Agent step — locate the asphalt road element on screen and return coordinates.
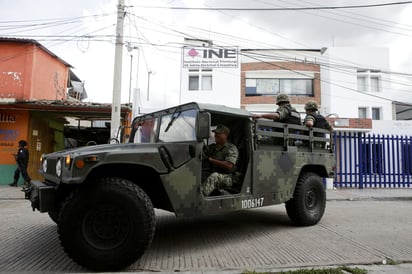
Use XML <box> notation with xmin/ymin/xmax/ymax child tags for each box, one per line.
<box><xmin>1</xmin><ymin>188</ymin><xmax>412</xmax><ymax>273</ymax></box>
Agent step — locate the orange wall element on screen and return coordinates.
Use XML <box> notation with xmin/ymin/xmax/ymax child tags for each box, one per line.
<box><xmin>0</xmin><ymin>109</ymin><xmax>29</xmax><ymax>165</ymax></box>
<box><xmin>31</xmin><ymin>45</ymin><xmax>68</xmax><ymax>100</ymax></box>
<box><xmin>0</xmin><ymin>42</ymin><xmax>68</xmax><ymax>101</ymax></box>
<box><xmin>0</xmin><ymin>42</ymin><xmax>33</xmax><ymax>100</ymax></box>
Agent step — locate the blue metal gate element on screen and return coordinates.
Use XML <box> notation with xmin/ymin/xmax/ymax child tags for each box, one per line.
<box><xmin>334</xmin><ymin>132</ymin><xmax>412</xmax><ymax>188</ymax></box>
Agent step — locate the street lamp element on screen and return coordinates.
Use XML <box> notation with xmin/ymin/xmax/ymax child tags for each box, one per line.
<box><xmin>147</xmin><ymin>70</ymin><xmax>152</xmax><ymax>101</ymax></box>
<box><xmin>126</xmin><ymin>44</ymin><xmax>139</xmax><ymax>104</ymax></box>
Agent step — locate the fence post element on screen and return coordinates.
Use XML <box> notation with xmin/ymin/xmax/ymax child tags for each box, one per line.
<box><xmin>358</xmin><ymin>132</ymin><xmax>364</xmax><ymax>189</ymax></box>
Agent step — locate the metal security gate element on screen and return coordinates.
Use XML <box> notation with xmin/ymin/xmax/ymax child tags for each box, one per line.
<box><xmin>334</xmin><ymin>132</ymin><xmax>412</xmax><ymax>188</ymax></box>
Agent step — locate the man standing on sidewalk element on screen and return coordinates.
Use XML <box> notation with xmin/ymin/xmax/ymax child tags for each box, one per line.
<box><xmin>9</xmin><ymin>140</ymin><xmax>31</xmax><ymax>187</ymax></box>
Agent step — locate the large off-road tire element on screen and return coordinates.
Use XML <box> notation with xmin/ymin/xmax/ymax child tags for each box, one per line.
<box><xmin>285</xmin><ymin>172</ymin><xmax>326</xmax><ymax>226</ymax></box>
<box><xmin>58</xmin><ymin>177</ymin><xmax>155</xmax><ymax>271</ymax></box>
<box><xmin>48</xmin><ymin>211</ymin><xmax>59</xmax><ymax>224</ymax></box>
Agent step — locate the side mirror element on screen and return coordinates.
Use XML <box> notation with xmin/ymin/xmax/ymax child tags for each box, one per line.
<box><xmin>196</xmin><ymin>112</ymin><xmax>211</xmax><ymax>141</ymax></box>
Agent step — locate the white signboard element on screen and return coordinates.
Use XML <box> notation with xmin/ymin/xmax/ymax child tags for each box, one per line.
<box><xmin>182</xmin><ymin>47</ymin><xmax>238</xmax><ymax>68</ymax></box>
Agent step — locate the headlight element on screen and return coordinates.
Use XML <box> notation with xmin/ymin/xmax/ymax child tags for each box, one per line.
<box><xmin>42</xmin><ymin>158</ymin><xmax>48</xmax><ymax>173</ymax></box>
<box><xmin>56</xmin><ymin>159</ymin><xmax>62</xmax><ymax>177</ymax></box>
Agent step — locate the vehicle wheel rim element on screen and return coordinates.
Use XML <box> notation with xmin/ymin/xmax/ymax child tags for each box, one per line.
<box><xmin>82</xmin><ymin>204</ymin><xmax>130</xmax><ymax>250</ymax></box>
<box><xmin>305</xmin><ymin>190</ymin><xmax>317</xmax><ymax>210</ymax></box>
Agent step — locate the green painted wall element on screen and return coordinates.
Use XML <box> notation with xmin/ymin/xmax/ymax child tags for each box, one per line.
<box><xmin>0</xmin><ymin>164</ymin><xmax>26</xmax><ymax>185</ymax></box>
<box><xmin>49</xmin><ymin>119</ymin><xmax>64</xmax><ymax>151</ymax></box>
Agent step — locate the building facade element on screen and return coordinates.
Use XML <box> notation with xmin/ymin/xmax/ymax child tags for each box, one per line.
<box><xmin>240</xmin><ymin>49</ymin><xmax>322</xmax><ymax>116</ymax></box>
<box><xmin>179</xmin><ymin>39</ymin><xmax>241</xmax><ymax>108</ymax></box>
<box><xmin>320</xmin><ymin>47</ymin><xmax>394</xmax><ymax>121</ymax></box>
<box><xmin>0</xmin><ymin>38</ymin><xmax>132</xmax><ymax>185</ymax></box>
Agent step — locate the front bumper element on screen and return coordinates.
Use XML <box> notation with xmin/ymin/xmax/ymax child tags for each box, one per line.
<box><xmin>25</xmin><ymin>180</ymin><xmax>56</xmax><ymax>213</ymax></box>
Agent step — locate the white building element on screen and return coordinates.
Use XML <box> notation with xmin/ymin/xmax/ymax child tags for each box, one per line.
<box><xmin>320</xmin><ymin>47</ymin><xmax>394</xmax><ymax>121</ymax></box>
<box><xmin>179</xmin><ymin>39</ymin><xmax>241</xmax><ymax>108</ymax></box>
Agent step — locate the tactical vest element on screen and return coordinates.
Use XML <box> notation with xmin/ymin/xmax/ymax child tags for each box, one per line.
<box><xmin>284</xmin><ymin>105</ymin><xmax>301</xmax><ymax>125</ymax></box>
<box><xmin>311</xmin><ymin>113</ymin><xmax>329</xmax><ymax>129</ymax></box>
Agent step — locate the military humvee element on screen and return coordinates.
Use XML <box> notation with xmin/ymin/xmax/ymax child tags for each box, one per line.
<box><xmin>25</xmin><ymin>102</ymin><xmax>335</xmax><ymax>271</ymax></box>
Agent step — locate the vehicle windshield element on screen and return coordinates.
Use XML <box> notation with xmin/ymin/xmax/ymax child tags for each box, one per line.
<box><xmin>132</xmin><ymin>109</ymin><xmax>197</xmax><ymax>143</ymax></box>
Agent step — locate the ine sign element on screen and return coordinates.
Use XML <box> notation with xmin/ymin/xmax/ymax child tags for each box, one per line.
<box><xmin>182</xmin><ymin>47</ymin><xmax>238</xmax><ymax>69</ymax></box>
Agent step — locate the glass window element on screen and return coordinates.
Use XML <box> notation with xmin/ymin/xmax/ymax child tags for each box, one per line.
<box><xmin>188</xmin><ymin>69</ymin><xmax>212</xmax><ymax>91</ymax></box>
<box><xmin>357</xmin><ymin>70</ymin><xmax>381</xmax><ymax>93</ymax></box>
<box><xmin>202</xmin><ymin>75</ymin><xmax>212</xmax><ymax>90</ymax></box>
<box><xmin>280</xmin><ymin>79</ymin><xmax>312</xmax><ymax>95</ymax></box>
<box><xmin>132</xmin><ymin>118</ymin><xmax>158</xmax><ymax>143</ymax></box>
<box><xmin>158</xmin><ymin>109</ymin><xmax>197</xmax><ymax>142</ymax></box>
<box><xmin>357</xmin><ymin>76</ymin><xmax>367</xmax><ymax>92</ymax></box>
<box><xmin>372</xmin><ymin>107</ymin><xmax>381</xmax><ymax>120</ymax></box>
<box><xmin>189</xmin><ymin>75</ymin><xmax>199</xmax><ymax>90</ymax></box>
<box><xmin>245</xmin><ymin>78</ymin><xmax>257</xmax><ymax>95</ymax></box>
<box><xmin>358</xmin><ymin>107</ymin><xmax>367</xmax><ymax>119</ymax></box>
<box><xmin>256</xmin><ymin>79</ymin><xmax>279</xmax><ymax>94</ymax></box>
<box><xmin>371</xmin><ymin>76</ymin><xmax>380</xmax><ymax>92</ymax></box>
<box><xmin>245</xmin><ymin>78</ymin><xmax>313</xmax><ymax>96</ymax></box>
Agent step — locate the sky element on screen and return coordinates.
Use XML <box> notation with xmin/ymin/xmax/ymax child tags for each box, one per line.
<box><xmin>1</xmin><ymin>0</ymin><xmax>412</xmax><ymax>109</ymax></box>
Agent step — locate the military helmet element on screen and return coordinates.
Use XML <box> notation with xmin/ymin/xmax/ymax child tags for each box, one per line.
<box><xmin>305</xmin><ymin>100</ymin><xmax>318</xmax><ymax>111</ymax></box>
<box><xmin>276</xmin><ymin>93</ymin><xmax>290</xmax><ymax>105</ymax></box>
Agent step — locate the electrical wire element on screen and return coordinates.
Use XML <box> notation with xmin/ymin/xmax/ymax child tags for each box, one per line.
<box><xmin>130</xmin><ymin>1</ymin><xmax>412</xmax><ymax>11</ymax></box>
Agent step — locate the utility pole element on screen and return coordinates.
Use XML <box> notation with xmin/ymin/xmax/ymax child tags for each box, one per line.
<box><xmin>110</xmin><ymin>0</ymin><xmax>125</xmax><ymax>141</ymax></box>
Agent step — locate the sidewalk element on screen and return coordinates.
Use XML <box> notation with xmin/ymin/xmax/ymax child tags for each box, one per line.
<box><xmin>326</xmin><ymin>187</ymin><xmax>412</xmax><ymax>201</ymax></box>
<box><xmin>2</xmin><ymin>184</ymin><xmax>412</xmax><ymax>201</ymax></box>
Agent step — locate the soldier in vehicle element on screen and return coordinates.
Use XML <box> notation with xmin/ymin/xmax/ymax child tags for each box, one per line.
<box><xmin>252</xmin><ymin>93</ymin><xmax>301</xmax><ymax>125</ymax></box>
<box><xmin>201</xmin><ymin>124</ymin><xmax>239</xmax><ymax>196</ymax></box>
<box><xmin>304</xmin><ymin>100</ymin><xmax>333</xmax><ymax>148</ymax></box>
<box><xmin>304</xmin><ymin>100</ymin><xmax>333</xmax><ymax>132</ymax></box>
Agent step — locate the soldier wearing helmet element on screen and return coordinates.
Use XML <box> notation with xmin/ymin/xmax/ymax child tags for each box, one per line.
<box><xmin>252</xmin><ymin>93</ymin><xmax>301</xmax><ymax>125</ymax></box>
<box><xmin>304</xmin><ymin>100</ymin><xmax>333</xmax><ymax>132</ymax></box>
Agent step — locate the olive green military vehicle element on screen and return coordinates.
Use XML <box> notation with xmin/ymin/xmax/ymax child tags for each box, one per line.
<box><xmin>25</xmin><ymin>102</ymin><xmax>335</xmax><ymax>271</ymax></box>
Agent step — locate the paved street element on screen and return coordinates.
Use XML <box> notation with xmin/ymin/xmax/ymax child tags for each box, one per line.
<box><xmin>1</xmin><ymin>186</ymin><xmax>412</xmax><ymax>273</ymax></box>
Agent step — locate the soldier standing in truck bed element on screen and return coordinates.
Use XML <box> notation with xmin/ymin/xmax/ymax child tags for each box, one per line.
<box><xmin>304</xmin><ymin>100</ymin><xmax>333</xmax><ymax>132</ymax></box>
<box><xmin>252</xmin><ymin>93</ymin><xmax>301</xmax><ymax>124</ymax></box>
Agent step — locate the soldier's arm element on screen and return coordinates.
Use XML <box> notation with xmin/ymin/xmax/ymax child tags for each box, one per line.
<box><xmin>304</xmin><ymin>115</ymin><xmax>315</xmax><ymax>128</ymax></box>
<box><xmin>209</xmin><ymin>145</ymin><xmax>238</xmax><ymax>172</ymax></box>
<box><xmin>253</xmin><ymin>112</ymin><xmax>280</xmax><ymax>121</ymax></box>
<box><xmin>208</xmin><ymin>157</ymin><xmax>234</xmax><ymax>172</ymax></box>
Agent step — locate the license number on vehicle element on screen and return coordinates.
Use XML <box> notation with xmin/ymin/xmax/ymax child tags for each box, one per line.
<box><xmin>241</xmin><ymin>197</ymin><xmax>264</xmax><ymax>209</ymax></box>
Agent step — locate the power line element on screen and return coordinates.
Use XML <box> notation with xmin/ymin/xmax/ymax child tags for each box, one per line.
<box><xmin>131</xmin><ymin>1</ymin><xmax>412</xmax><ymax>11</ymax></box>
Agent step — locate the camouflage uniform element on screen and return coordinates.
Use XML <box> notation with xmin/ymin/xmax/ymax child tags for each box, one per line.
<box><xmin>304</xmin><ymin>100</ymin><xmax>333</xmax><ymax>132</ymax></box>
<box><xmin>202</xmin><ymin>142</ymin><xmax>238</xmax><ymax>196</ymax></box>
<box><xmin>276</xmin><ymin>104</ymin><xmax>301</xmax><ymax>124</ymax></box>
<box><xmin>304</xmin><ymin>100</ymin><xmax>333</xmax><ymax>148</ymax></box>
<box><xmin>274</xmin><ymin>94</ymin><xmax>301</xmax><ymax>125</ymax></box>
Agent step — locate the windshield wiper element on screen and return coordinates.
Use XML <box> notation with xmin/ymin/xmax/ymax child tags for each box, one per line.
<box><xmin>164</xmin><ymin>110</ymin><xmax>181</xmax><ymax>132</ymax></box>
